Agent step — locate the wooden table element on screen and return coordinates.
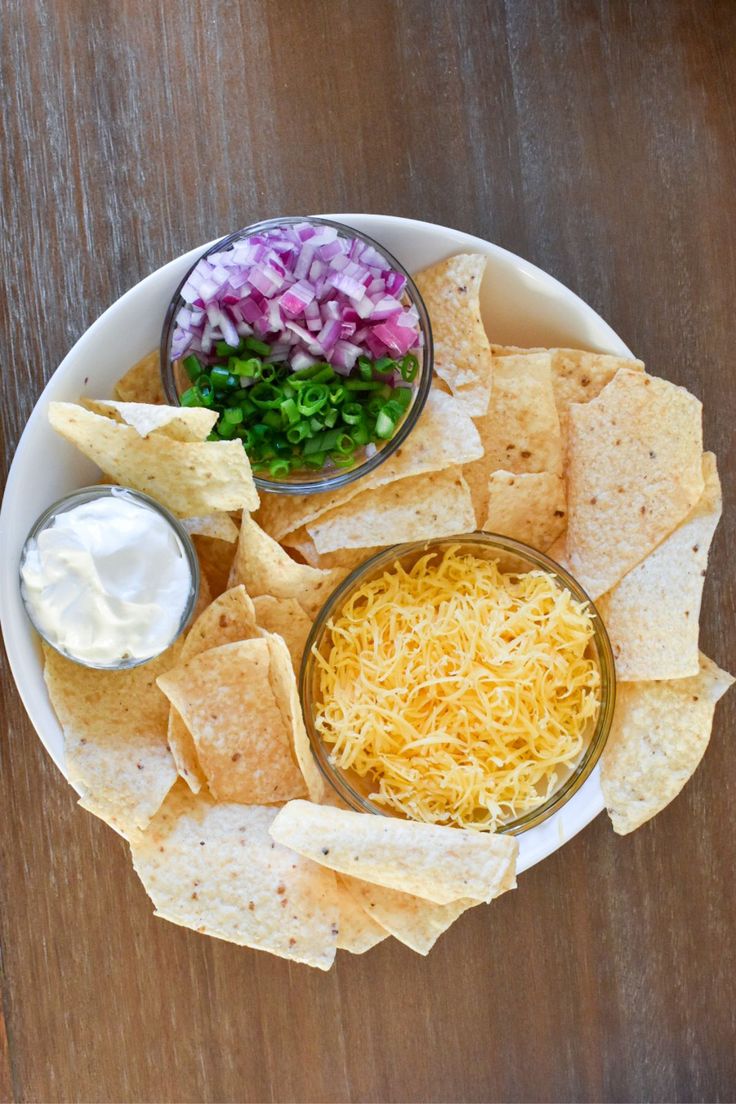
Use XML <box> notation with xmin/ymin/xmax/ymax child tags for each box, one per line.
<box><xmin>2</xmin><ymin>2</ymin><xmax>735</xmax><ymax>1100</ymax></box>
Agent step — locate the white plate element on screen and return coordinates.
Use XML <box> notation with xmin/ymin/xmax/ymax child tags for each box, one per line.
<box><xmin>0</xmin><ymin>214</ymin><xmax>632</xmax><ymax>873</ymax></box>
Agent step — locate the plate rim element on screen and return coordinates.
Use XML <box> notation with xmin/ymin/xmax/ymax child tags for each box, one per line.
<box><xmin>0</xmin><ymin>212</ymin><xmax>632</xmax><ymax>873</ymax></box>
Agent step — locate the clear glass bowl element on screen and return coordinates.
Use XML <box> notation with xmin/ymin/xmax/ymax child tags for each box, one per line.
<box><xmin>300</xmin><ymin>532</ymin><xmax>616</xmax><ymax>835</ymax></box>
<box><xmin>19</xmin><ymin>486</ymin><xmax>200</xmax><ymax>670</ymax></box>
<box><xmin>160</xmin><ymin>216</ymin><xmax>433</xmax><ymax>496</ymax></box>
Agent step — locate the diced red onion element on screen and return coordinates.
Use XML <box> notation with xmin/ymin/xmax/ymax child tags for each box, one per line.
<box><xmin>171</xmin><ymin>221</ymin><xmax>422</xmax><ymax>376</ymax></box>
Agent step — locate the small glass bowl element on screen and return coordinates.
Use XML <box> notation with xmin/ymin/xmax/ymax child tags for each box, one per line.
<box><xmin>300</xmin><ymin>532</ymin><xmax>616</xmax><ymax>835</ymax></box>
<box><xmin>160</xmin><ymin>215</ymin><xmax>433</xmax><ymax>496</ymax></box>
<box><xmin>19</xmin><ymin>485</ymin><xmax>200</xmax><ymax>670</ymax></box>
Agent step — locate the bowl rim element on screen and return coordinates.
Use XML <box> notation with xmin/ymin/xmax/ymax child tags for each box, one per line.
<box><xmin>299</xmin><ymin>530</ymin><xmax>616</xmax><ymax>835</ymax></box>
<box><xmin>159</xmin><ymin>215</ymin><xmax>434</xmax><ymax>496</ymax></box>
<box><xmin>19</xmin><ymin>484</ymin><xmax>200</xmax><ymax>670</ymax></box>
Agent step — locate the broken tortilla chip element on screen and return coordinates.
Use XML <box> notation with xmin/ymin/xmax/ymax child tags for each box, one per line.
<box><xmin>566</xmin><ymin>370</ymin><xmax>704</xmax><ymax>598</ymax></box>
<box><xmin>339</xmin><ymin>874</ymin><xmax>476</xmax><ymax>955</ymax></box>
<box><xmin>597</xmin><ymin>453</ymin><xmax>721</xmax><ymax>681</ymax></box>
<box><xmin>491</xmin><ymin>346</ymin><xmax>645</xmax><ymax>446</ymax></box>
<box><xmin>229</xmin><ymin>515</ymin><xmax>344</xmax><ymax>619</ymax></box>
<box><xmin>269</xmin><ymin>800</ymin><xmax>518</xmax><ymax>905</ymax></box>
<box><xmin>307</xmin><ymin>468</ymin><xmax>476</xmax><ymax>555</ymax></box>
<box><xmin>182</xmin><ymin>513</ymin><xmax>240</xmax><ymax>542</ymax></box>
<box><xmin>334</xmin><ymin>875</ymin><xmax>390</xmax><ymax>953</ymax></box>
<box><xmin>482</xmin><ymin>470</ymin><xmax>566</xmax><ymax>550</ymax></box>
<box><xmin>113</xmin><ymin>351</ymin><xmax>165</xmax><ymax>405</ymax></box>
<box><xmin>600</xmin><ymin>653</ymin><xmax>734</xmax><ymax>834</ymax></box>
<box><xmin>168</xmin><ymin>586</ymin><xmax>261</xmax><ymax>792</ymax></box>
<box><xmin>157</xmin><ymin>639</ymin><xmax>306</xmax><ymax>804</ymax></box>
<box><xmin>253</xmin><ymin>595</ymin><xmax>312</xmax><ymax>673</ymax></box>
<box><xmin>49</xmin><ymin>402</ymin><xmax>259</xmax><ymax>517</ymax></box>
<box><xmin>264</xmin><ymin>633</ymin><xmax>325</xmax><ymax>804</ymax></box>
<box><xmin>462</xmin><ymin>353</ymin><xmax>563</xmax><ymax>524</ymax></box>
<box><xmin>284</xmin><ymin>530</ymin><xmax>379</xmax><ymax>572</ymax></box>
<box><xmin>44</xmin><ymin>641</ymin><xmax>179</xmax><ymax>836</ymax></box>
<box><xmin>256</xmin><ymin>389</ymin><xmax>483</xmax><ymax>543</ymax></box>
<box><xmin>130</xmin><ymin>785</ymin><xmax>340</xmax><ymax>969</ymax></box>
<box><xmin>81</xmin><ymin>399</ymin><xmax>218</xmax><ymax>442</ymax></box>
<box><xmin>414</xmin><ymin>254</ymin><xmax>492</xmax><ymax>416</ymax></box>
<box><xmin>192</xmin><ymin>534</ymin><xmax>237</xmax><ymax>598</ymax></box>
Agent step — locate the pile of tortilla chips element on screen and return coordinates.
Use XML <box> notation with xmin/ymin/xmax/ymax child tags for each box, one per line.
<box><xmin>40</xmin><ymin>250</ymin><xmax>732</xmax><ymax>968</ymax></box>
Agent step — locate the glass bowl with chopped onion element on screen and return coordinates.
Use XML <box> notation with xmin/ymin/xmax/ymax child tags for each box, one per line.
<box><xmin>161</xmin><ymin>216</ymin><xmax>433</xmax><ymax>495</ymax></box>
<box><xmin>300</xmin><ymin>533</ymin><xmax>615</xmax><ymax>835</ymax></box>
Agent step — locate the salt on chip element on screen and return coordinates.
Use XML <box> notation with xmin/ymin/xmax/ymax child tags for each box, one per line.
<box><xmin>81</xmin><ymin>399</ymin><xmax>218</xmax><ymax>442</ymax></box>
<box><xmin>269</xmin><ymin>800</ymin><xmax>518</xmax><ymax>905</ymax></box>
<box><xmin>334</xmin><ymin>875</ymin><xmax>389</xmax><ymax>953</ymax></box>
<box><xmin>156</xmin><ymin>639</ymin><xmax>306</xmax><ymax>804</ymax></box>
<box><xmin>265</xmin><ymin>633</ymin><xmax>325</xmax><ymax>804</ymax></box>
<box><xmin>414</xmin><ymin>254</ymin><xmax>492</xmax><ymax>416</ymax></box>
<box><xmin>182</xmin><ymin>514</ymin><xmax>240</xmax><ymax>542</ymax></box>
<box><xmin>462</xmin><ymin>353</ymin><xmax>563</xmax><ymax>524</ymax></box>
<box><xmin>600</xmin><ymin>653</ymin><xmax>734</xmax><ymax>834</ymax></box>
<box><xmin>168</xmin><ymin>586</ymin><xmax>261</xmax><ymax>792</ymax></box>
<box><xmin>339</xmin><ymin>874</ymin><xmax>476</xmax><ymax>956</ymax></box>
<box><xmin>597</xmin><ymin>453</ymin><xmax>721</xmax><ymax>681</ymax></box>
<box><xmin>482</xmin><ymin>470</ymin><xmax>566</xmax><ymax>551</ymax></box>
<box><xmin>307</xmin><ymin>468</ymin><xmax>476</xmax><ymax>555</ymax></box>
<box><xmin>253</xmin><ymin>595</ymin><xmax>312</xmax><ymax>673</ymax></box>
<box><xmin>113</xmin><ymin>350</ymin><xmax>165</xmax><ymax>405</ymax></box>
<box><xmin>566</xmin><ymin>370</ymin><xmax>704</xmax><ymax>599</ymax></box>
<box><xmin>229</xmin><ymin>515</ymin><xmax>344</xmax><ymax>619</ymax></box>
<box><xmin>491</xmin><ymin>345</ymin><xmax>645</xmax><ymax>445</ymax></box>
<box><xmin>129</xmin><ymin>785</ymin><xmax>340</xmax><ymax>969</ymax></box>
<box><xmin>257</xmin><ymin>390</ymin><xmax>483</xmax><ymax>543</ymax></box>
<box><xmin>44</xmin><ymin>641</ymin><xmax>179</xmax><ymax>836</ymax></box>
<box><xmin>193</xmin><ymin>534</ymin><xmax>237</xmax><ymax>598</ymax></box>
<box><xmin>48</xmin><ymin>402</ymin><xmax>259</xmax><ymax>517</ymax></box>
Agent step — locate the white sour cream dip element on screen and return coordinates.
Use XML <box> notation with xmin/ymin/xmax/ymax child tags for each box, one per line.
<box><xmin>20</xmin><ymin>491</ymin><xmax>193</xmax><ymax>665</ymax></box>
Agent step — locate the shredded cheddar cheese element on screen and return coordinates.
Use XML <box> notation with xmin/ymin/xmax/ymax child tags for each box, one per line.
<box><xmin>314</xmin><ymin>546</ymin><xmax>600</xmax><ymax>830</ymax></box>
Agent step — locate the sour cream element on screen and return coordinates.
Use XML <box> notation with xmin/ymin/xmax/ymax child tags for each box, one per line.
<box><xmin>20</xmin><ymin>489</ymin><xmax>194</xmax><ymax>666</ymax></box>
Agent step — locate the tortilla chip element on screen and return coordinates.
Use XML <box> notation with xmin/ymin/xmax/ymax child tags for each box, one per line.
<box><xmin>44</xmin><ymin>642</ymin><xmax>179</xmax><ymax>835</ymax></box>
<box><xmin>114</xmin><ymin>351</ymin><xmax>165</xmax><ymax>405</ymax></box>
<box><xmin>130</xmin><ymin>785</ymin><xmax>340</xmax><ymax>969</ymax></box>
<box><xmin>264</xmin><ymin>633</ymin><xmax>325</xmax><ymax>804</ymax></box>
<box><xmin>307</xmin><ymin>468</ymin><xmax>476</xmax><ymax>555</ymax></box>
<box><xmin>600</xmin><ymin>653</ymin><xmax>734</xmax><ymax>834</ymax></box>
<box><xmin>269</xmin><ymin>800</ymin><xmax>518</xmax><ymax>905</ymax></box>
<box><xmin>257</xmin><ymin>390</ymin><xmax>484</xmax><ymax>542</ymax></box>
<box><xmin>192</xmin><ymin>534</ymin><xmax>237</xmax><ymax>598</ymax></box>
<box><xmin>597</xmin><ymin>454</ymin><xmax>721</xmax><ymax>680</ymax></box>
<box><xmin>462</xmin><ymin>353</ymin><xmax>563</xmax><ymax>524</ymax></box>
<box><xmin>182</xmin><ymin>513</ymin><xmax>239</xmax><ymax>542</ymax></box>
<box><xmin>482</xmin><ymin>470</ymin><xmax>566</xmax><ymax>550</ymax></box>
<box><xmin>229</xmin><ymin>515</ymin><xmax>344</xmax><ymax>619</ymax></box>
<box><xmin>546</xmin><ymin>532</ymin><xmax>570</xmax><ymax>569</ymax></box>
<box><xmin>566</xmin><ymin>370</ymin><xmax>704</xmax><ymax>598</ymax></box>
<box><xmin>48</xmin><ymin>402</ymin><xmax>259</xmax><ymax>516</ymax></box>
<box><xmin>81</xmin><ymin>400</ymin><xmax>218</xmax><ymax>442</ymax></box>
<box><xmin>253</xmin><ymin>595</ymin><xmax>312</xmax><ymax>673</ymax></box>
<box><xmin>339</xmin><ymin>874</ymin><xmax>476</xmax><ymax>955</ymax></box>
<box><xmin>491</xmin><ymin>346</ymin><xmax>645</xmax><ymax>444</ymax></box>
<box><xmin>157</xmin><ymin>639</ymin><xmax>306</xmax><ymax>804</ymax></box>
<box><xmin>285</xmin><ymin>530</ymin><xmax>379</xmax><ymax>572</ymax></box>
<box><xmin>334</xmin><ymin>875</ymin><xmax>390</xmax><ymax>953</ymax></box>
<box><xmin>168</xmin><ymin>586</ymin><xmax>261</xmax><ymax>791</ymax></box>
<box><xmin>414</xmin><ymin>254</ymin><xmax>492</xmax><ymax>416</ymax></box>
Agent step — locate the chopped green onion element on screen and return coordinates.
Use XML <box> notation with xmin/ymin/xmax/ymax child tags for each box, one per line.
<box><xmin>222</xmin><ymin>406</ymin><xmax>244</xmax><ymax>425</ymax></box>
<box><xmin>244</xmin><ymin>336</ymin><xmax>271</xmax><ymax>356</ymax></box>
<box><xmin>230</xmin><ymin>356</ymin><xmax>262</xmax><ymax>378</ymax></box>
<box><xmin>323</xmin><ymin>407</ymin><xmax>339</xmax><ymax>428</ymax></box>
<box><xmin>357</xmin><ymin>357</ymin><xmax>373</xmax><ymax>381</ymax></box>
<box><xmin>250</xmin><ymin>383</ymin><xmax>282</xmax><ymax>408</ymax></box>
<box><xmin>286</xmin><ymin>422</ymin><xmax>310</xmax><ymax>444</ymax></box>
<box><xmin>329</xmin><ymin>450</ymin><xmax>355</xmax><ymax>467</ymax></box>
<box><xmin>375</xmin><ymin>410</ymin><xmax>396</xmax><ymax>438</ymax></box>
<box><xmin>341</xmin><ymin>402</ymin><xmax>363</xmax><ymax>425</ymax></box>
<box><xmin>216</xmin><ymin>340</ymin><xmax>240</xmax><ymax>356</ymax></box>
<box><xmin>374</xmin><ymin>356</ymin><xmax>395</xmax><ymax>375</ymax></box>
<box><xmin>297</xmin><ymin>383</ymin><xmax>329</xmax><ymax>416</ymax></box>
<box><xmin>183</xmin><ymin>354</ymin><xmax>203</xmax><ymax>382</ymax></box>
<box><xmin>344</xmin><ymin>379</ymin><xmax>384</xmax><ymax>391</ymax></box>
<box><xmin>269</xmin><ymin>458</ymin><xmax>292</xmax><ymax>477</ymax></box>
<box><xmin>400</xmin><ymin>353</ymin><xmax>419</xmax><ymax>382</ymax></box>
<box><xmin>280</xmin><ymin>397</ymin><xmax>301</xmax><ymax>425</ymax></box>
<box><xmin>303</xmin><ymin>451</ymin><xmax>326</xmax><ymax>469</ymax></box>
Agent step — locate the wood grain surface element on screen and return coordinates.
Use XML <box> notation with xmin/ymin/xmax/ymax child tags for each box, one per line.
<box><xmin>1</xmin><ymin>1</ymin><xmax>735</xmax><ymax>1101</ymax></box>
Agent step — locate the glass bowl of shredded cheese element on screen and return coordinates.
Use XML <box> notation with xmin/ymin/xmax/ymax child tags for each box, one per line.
<box><xmin>300</xmin><ymin>533</ymin><xmax>615</xmax><ymax>834</ymax></box>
